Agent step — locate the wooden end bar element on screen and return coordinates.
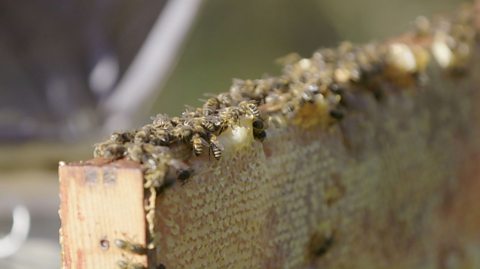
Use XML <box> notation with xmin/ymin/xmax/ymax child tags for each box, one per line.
<box><xmin>59</xmin><ymin>159</ymin><xmax>146</xmax><ymax>269</ymax></box>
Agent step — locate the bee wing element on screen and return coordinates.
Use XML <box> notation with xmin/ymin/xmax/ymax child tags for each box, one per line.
<box><xmin>275</xmin><ymin>52</ymin><xmax>301</xmax><ymax>66</ymax></box>
<box><xmin>183</xmin><ymin>105</ymin><xmax>197</xmax><ymax>111</ymax></box>
<box><xmin>214</xmin><ymin>140</ymin><xmax>225</xmax><ymax>151</ymax></box>
<box><xmin>200</xmin><ymin>137</ymin><xmax>210</xmax><ymax>147</ymax></box>
<box><xmin>202</xmin><ymin>92</ymin><xmax>218</xmax><ymax>98</ymax></box>
<box><xmin>151</xmin><ymin>113</ymin><xmax>169</xmax><ymax>121</ymax></box>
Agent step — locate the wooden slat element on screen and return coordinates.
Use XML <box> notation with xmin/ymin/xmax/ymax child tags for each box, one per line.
<box><xmin>59</xmin><ymin>159</ymin><xmax>146</xmax><ymax>269</ymax></box>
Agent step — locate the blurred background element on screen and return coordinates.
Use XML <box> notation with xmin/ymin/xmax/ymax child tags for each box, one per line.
<box><xmin>0</xmin><ymin>0</ymin><xmax>465</xmax><ymax>268</ymax></box>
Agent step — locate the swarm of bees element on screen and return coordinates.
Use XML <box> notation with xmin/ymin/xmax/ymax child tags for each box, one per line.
<box><xmin>91</xmin><ymin>7</ymin><xmax>476</xmax><ymax>268</ymax></box>
<box><xmin>95</xmin><ymin>97</ymin><xmax>266</xmax><ymax>160</ymax></box>
<box><xmin>94</xmin><ymin>7</ymin><xmax>476</xmax><ymax>186</ymax></box>
<box><xmin>431</xmin><ymin>7</ymin><xmax>476</xmax><ymax>73</ymax></box>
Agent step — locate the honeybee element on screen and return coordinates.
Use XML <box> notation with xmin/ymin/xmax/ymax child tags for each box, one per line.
<box><xmin>200</xmin><ymin>118</ymin><xmax>217</xmax><ymax>132</ymax></box>
<box><xmin>114</xmin><ymin>239</ymin><xmax>147</xmax><ymax>255</ymax></box>
<box><xmin>126</xmin><ymin>143</ymin><xmax>143</xmax><ymax>163</ymax></box>
<box><xmin>170</xmin><ymin>116</ymin><xmax>182</xmax><ymax>126</ymax></box>
<box><xmin>182</xmin><ymin>106</ymin><xmax>202</xmax><ymax>118</ymax></box>
<box><xmin>252</xmin><ymin>118</ymin><xmax>264</xmax><ymax>130</ymax></box>
<box><xmin>209</xmin><ymin>135</ymin><xmax>223</xmax><ymax>160</ymax></box>
<box><xmin>134</xmin><ymin>127</ymin><xmax>151</xmax><ymax>144</ymax></box>
<box><xmin>252</xmin><ymin>118</ymin><xmax>267</xmax><ymax>141</ymax></box>
<box><xmin>151</xmin><ymin>114</ymin><xmax>172</xmax><ymax>128</ymax></box>
<box><xmin>171</xmin><ymin>125</ymin><xmax>193</xmax><ymax>142</ymax></box>
<box><xmin>300</xmin><ymin>89</ymin><xmax>315</xmax><ymax>104</ymax></box>
<box><xmin>230</xmin><ymin>79</ymin><xmax>256</xmax><ymax>100</ymax></box>
<box><xmin>328</xmin><ymin>83</ymin><xmax>345</xmax><ymax>95</ymax></box>
<box><xmin>275</xmin><ymin>52</ymin><xmax>301</xmax><ymax>66</ymax></box>
<box><xmin>150</xmin><ymin>129</ymin><xmax>171</xmax><ymax>146</ymax></box>
<box><xmin>432</xmin><ymin>26</ymin><xmax>473</xmax><ymax>73</ymax></box>
<box><xmin>116</xmin><ymin>259</ymin><xmax>146</xmax><ymax>269</ymax></box>
<box><xmin>337</xmin><ymin>41</ymin><xmax>354</xmax><ymax>55</ymax></box>
<box><xmin>191</xmin><ymin>133</ymin><xmax>207</xmax><ymax>156</ymax></box>
<box><xmin>316</xmin><ymin>48</ymin><xmax>337</xmax><ymax>64</ymax></box>
<box><xmin>110</xmin><ymin>132</ymin><xmax>133</xmax><ymax>144</ymax></box>
<box><xmin>253</xmin><ymin>129</ymin><xmax>267</xmax><ymax>141</ymax></box>
<box><xmin>140</xmin><ymin>145</ymin><xmax>167</xmax><ymax>165</ymax></box>
<box><xmin>103</xmin><ymin>144</ymin><xmax>126</xmax><ymax>159</ymax></box>
<box><xmin>217</xmin><ymin>107</ymin><xmax>241</xmax><ymax>134</ymax></box>
<box><xmin>212</xmin><ymin>117</ymin><xmax>227</xmax><ymax>135</ymax></box>
<box><xmin>306</xmin><ymin>84</ymin><xmax>319</xmax><ymax>94</ymax></box>
<box><xmin>184</xmin><ymin>117</ymin><xmax>208</xmax><ymax>133</ymax></box>
<box><xmin>354</xmin><ymin>48</ymin><xmax>373</xmax><ymax>74</ymax></box>
<box><xmin>252</xmin><ymin>78</ymin><xmax>273</xmax><ymax>101</ymax></box>
<box><xmin>216</xmin><ymin>93</ymin><xmax>233</xmax><ymax>107</ymax></box>
<box><xmin>93</xmin><ymin>141</ymin><xmax>108</xmax><ymax>158</ymax></box>
<box><xmin>281</xmin><ymin>101</ymin><xmax>297</xmax><ymax>117</ymax></box>
<box><xmin>221</xmin><ymin>107</ymin><xmax>242</xmax><ymax>121</ymax></box>
<box><xmin>413</xmin><ymin>16</ymin><xmax>431</xmax><ymax>37</ymax></box>
<box><xmin>334</xmin><ymin>60</ymin><xmax>361</xmax><ymax>83</ymax></box>
<box><xmin>230</xmin><ymin>78</ymin><xmax>245</xmax><ymax>101</ymax></box>
<box><xmin>264</xmin><ymin>90</ymin><xmax>290</xmax><ymax>113</ymax></box>
<box><xmin>203</xmin><ymin>97</ymin><xmax>220</xmax><ymax>116</ymax></box>
<box><xmin>385</xmin><ymin>43</ymin><xmax>417</xmax><ymax>74</ymax></box>
<box><xmin>239</xmin><ymin>100</ymin><xmax>260</xmax><ymax>118</ymax></box>
<box><xmin>150</xmin><ymin>136</ymin><xmax>170</xmax><ymax>147</ymax></box>
<box><xmin>271</xmin><ymin>76</ymin><xmax>290</xmax><ymax>92</ymax></box>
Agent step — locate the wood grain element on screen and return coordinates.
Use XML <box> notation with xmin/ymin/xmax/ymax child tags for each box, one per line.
<box><xmin>59</xmin><ymin>159</ymin><xmax>146</xmax><ymax>269</ymax></box>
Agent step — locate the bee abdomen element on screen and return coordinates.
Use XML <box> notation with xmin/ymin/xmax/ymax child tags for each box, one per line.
<box><xmin>192</xmin><ymin>134</ymin><xmax>206</xmax><ymax>156</ymax></box>
<box><xmin>209</xmin><ymin>135</ymin><xmax>223</xmax><ymax>160</ymax></box>
<box><xmin>239</xmin><ymin>101</ymin><xmax>260</xmax><ymax>118</ymax></box>
<box><xmin>253</xmin><ymin>129</ymin><xmax>267</xmax><ymax>141</ymax></box>
<box><xmin>114</xmin><ymin>239</ymin><xmax>147</xmax><ymax>255</ymax></box>
<box><xmin>203</xmin><ymin>97</ymin><xmax>220</xmax><ymax>116</ymax></box>
<box><xmin>201</xmin><ymin>119</ymin><xmax>217</xmax><ymax>132</ymax></box>
<box><xmin>211</xmin><ymin>145</ymin><xmax>222</xmax><ymax>160</ymax></box>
